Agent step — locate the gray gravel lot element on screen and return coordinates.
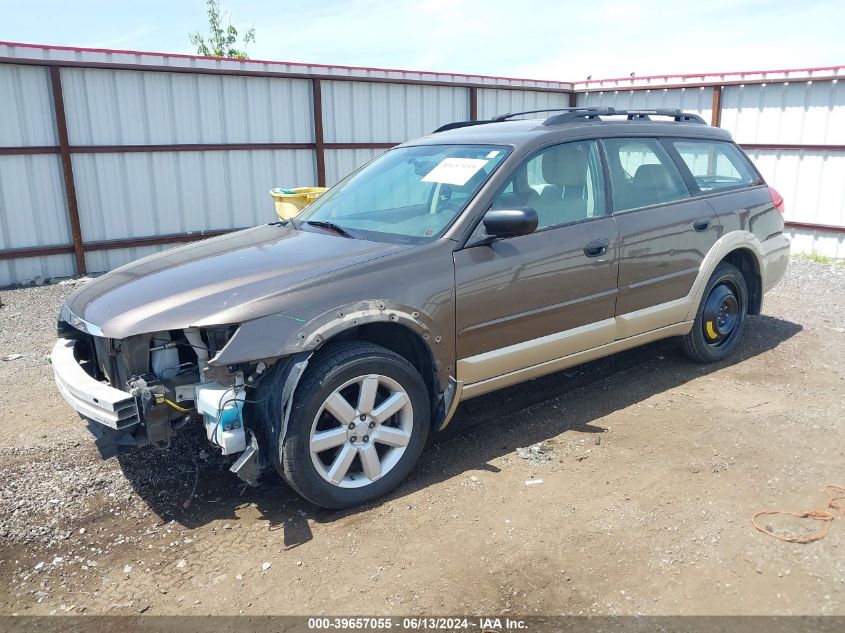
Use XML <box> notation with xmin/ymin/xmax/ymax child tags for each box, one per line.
<box><xmin>0</xmin><ymin>256</ymin><xmax>843</xmax><ymax>616</ymax></box>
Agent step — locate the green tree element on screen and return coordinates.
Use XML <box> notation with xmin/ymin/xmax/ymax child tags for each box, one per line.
<box><xmin>190</xmin><ymin>0</ymin><xmax>256</xmax><ymax>60</ymax></box>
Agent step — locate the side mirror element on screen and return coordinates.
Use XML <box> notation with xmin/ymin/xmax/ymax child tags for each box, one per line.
<box><xmin>482</xmin><ymin>207</ymin><xmax>538</xmax><ymax>239</ymax></box>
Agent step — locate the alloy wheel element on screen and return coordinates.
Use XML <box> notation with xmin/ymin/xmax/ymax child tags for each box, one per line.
<box><xmin>309</xmin><ymin>374</ymin><xmax>414</xmax><ymax>488</ymax></box>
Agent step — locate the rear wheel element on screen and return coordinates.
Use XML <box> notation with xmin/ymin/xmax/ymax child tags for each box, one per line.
<box><xmin>279</xmin><ymin>342</ymin><xmax>430</xmax><ymax>509</ymax></box>
<box><xmin>683</xmin><ymin>262</ymin><xmax>748</xmax><ymax>363</ymax></box>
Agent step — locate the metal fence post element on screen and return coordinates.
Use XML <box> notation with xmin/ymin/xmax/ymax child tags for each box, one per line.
<box><xmin>711</xmin><ymin>85</ymin><xmax>722</xmax><ymax>128</ymax></box>
<box><xmin>312</xmin><ymin>78</ymin><xmax>326</xmax><ymax>187</ymax></box>
<box><xmin>49</xmin><ymin>66</ymin><xmax>87</xmax><ymax>275</ymax></box>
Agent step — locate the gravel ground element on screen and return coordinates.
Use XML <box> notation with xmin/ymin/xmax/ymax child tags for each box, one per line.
<box><xmin>0</xmin><ymin>282</ymin><xmax>73</xmax><ymax>373</ymax></box>
<box><xmin>0</xmin><ymin>257</ymin><xmax>843</xmax><ymax>616</ymax></box>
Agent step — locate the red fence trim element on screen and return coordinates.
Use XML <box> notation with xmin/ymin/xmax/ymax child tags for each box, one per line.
<box><xmin>742</xmin><ymin>144</ymin><xmax>845</xmax><ymax>152</ymax></box>
<box><xmin>0</xmin><ymin>141</ymin><xmax>398</xmax><ymax>156</ymax></box>
<box><xmin>0</xmin><ymin>40</ymin><xmax>575</xmax><ymax>87</ymax></box>
<box><xmin>576</xmin><ymin>74</ymin><xmax>844</xmax><ymax>92</ymax></box>
<box><xmin>4</xmin><ymin>40</ymin><xmax>840</xmax><ymax>88</ymax></box>
<box><xmin>784</xmin><ymin>221</ymin><xmax>845</xmax><ymax>234</ymax></box>
<box><xmin>0</xmin><ymin>56</ymin><xmax>575</xmax><ymax>94</ymax></box>
<box><xmin>576</xmin><ymin>64</ymin><xmax>844</xmax><ymax>86</ymax></box>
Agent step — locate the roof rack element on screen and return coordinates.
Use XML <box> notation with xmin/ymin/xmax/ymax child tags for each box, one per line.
<box><xmin>431</xmin><ymin>108</ymin><xmax>601</xmax><ymax>133</ymax></box>
<box><xmin>431</xmin><ymin>106</ymin><xmax>707</xmax><ymax>134</ymax></box>
<box><xmin>490</xmin><ymin>107</ymin><xmax>604</xmax><ymax>122</ymax></box>
<box><xmin>431</xmin><ymin>120</ymin><xmax>494</xmax><ymax>133</ymax></box>
<box><xmin>542</xmin><ymin>107</ymin><xmax>707</xmax><ymax>125</ymax></box>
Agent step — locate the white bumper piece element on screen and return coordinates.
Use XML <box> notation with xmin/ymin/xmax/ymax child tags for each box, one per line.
<box><xmin>51</xmin><ymin>338</ymin><xmax>140</xmax><ymax>430</ymax></box>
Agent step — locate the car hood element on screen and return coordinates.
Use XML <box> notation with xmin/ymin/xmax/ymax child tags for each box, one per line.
<box><xmin>65</xmin><ymin>224</ymin><xmax>411</xmax><ymax>338</ymax></box>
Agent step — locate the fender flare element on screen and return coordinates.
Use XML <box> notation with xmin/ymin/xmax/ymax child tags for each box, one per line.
<box><xmin>683</xmin><ymin>231</ymin><xmax>766</xmax><ymax>322</ymax></box>
<box><xmin>212</xmin><ymin>299</ymin><xmax>444</xmax><ymax>371</ymax></box>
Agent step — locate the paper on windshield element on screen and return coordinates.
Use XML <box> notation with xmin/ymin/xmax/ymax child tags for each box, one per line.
<box><xmin>422</xmin><ymin>158</ymin><xmax>488</xmax><ymax>186</ymax></box>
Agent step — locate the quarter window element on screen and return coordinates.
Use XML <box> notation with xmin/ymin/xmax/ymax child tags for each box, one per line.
<box><xmin>670</xmin><ymin>140</ymin><xmax>758</xmax><ymax>192</ymax></box>
<box><xmin>491</xmin><ymin>140</ymin><xmax>605</xmax><ymax>230</ymax></box>
<box><xmin>602</xmin><ymin>138</ymin><xmax>690</xmax><ymax>212</ymax></box>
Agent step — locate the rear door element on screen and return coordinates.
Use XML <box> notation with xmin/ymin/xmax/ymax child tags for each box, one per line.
<box><xmin>602</xmin><ymin>137</ymin><xmax>721</xmax><ymax>338</ymax></box>
<box><xmin>666</xmin><ymin>138</ymin><xmax>777</xmax><ymax>239</ymax></box>
<box><xmin>454</xmin><ymin>140</ymin><xmax>619</xmax><ymax>386</ymax></box>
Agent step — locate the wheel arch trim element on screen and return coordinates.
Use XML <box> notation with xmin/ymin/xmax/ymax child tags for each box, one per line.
<box><xmin>213</xmin><ymin>300</ymin><xmax>444</xmax><ymax>376</ymax></box>
<box><xmin>683</xmin><ymin>231</ymin><xmax>767</xmax><ymax>322</ymax></box>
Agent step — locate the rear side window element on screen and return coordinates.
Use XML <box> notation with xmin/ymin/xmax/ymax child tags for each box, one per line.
<box><xmin>602</xmin><ymin>138</ymin><xmax>690</xmax><ymax>212</ymax></box>
<box><xmin>670</xmin><ymin>140</ymin><xmax>758</xmax><ymax>192</ymax></box>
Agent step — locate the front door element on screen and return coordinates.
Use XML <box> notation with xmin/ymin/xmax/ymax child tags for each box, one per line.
<box><xmin>601</xmin><ymin>137</ymin><xmax>722</xmax><ymax>338</ymax></box>
<box><xmin>454</xmin><ymin>140</ymin><xmax>619</xmax><ymax>387</ymax></box>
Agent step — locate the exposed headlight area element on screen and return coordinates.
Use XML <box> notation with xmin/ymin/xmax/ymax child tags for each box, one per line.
<box><xmin>57</xmin><ymin>303</ymin><xmax>104</xmax><ymax>338</ymax></box>
<box><xmin>54</xmin><ymin>304</ymin><xmax>256</xmax><ymax>466</ymax></box>
<box><xmin>55</xmin><ymin>309</ymin><xmax>239</xmax><ymax>391</ymax></box>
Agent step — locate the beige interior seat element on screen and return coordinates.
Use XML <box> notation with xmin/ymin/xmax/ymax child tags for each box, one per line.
<box><xmin>629</xmin><ymin>163</ymin><xmax>684</xmax><ymax>208</ymax></box>
<box><xmin>490</xmin><ymin>163</ymin><xmax>541</xmax><ymax>211</ymax></box>
<box><xmin>534</xmin><ymin>145</ymin><xmax>590</xmax><ymax>227</ymax></box>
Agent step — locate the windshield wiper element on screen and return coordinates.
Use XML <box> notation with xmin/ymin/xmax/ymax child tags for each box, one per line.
<box><xmin>304</xmin><ymin>220</ymin><xmax>357</xmax><ymax>238</ymax></box>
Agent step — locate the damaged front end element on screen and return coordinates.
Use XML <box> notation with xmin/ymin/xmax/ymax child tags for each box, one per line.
<box><xmin>52</xmin><ymin>304</ymin><xmax>287</xmax><ymax>486</ymax></box>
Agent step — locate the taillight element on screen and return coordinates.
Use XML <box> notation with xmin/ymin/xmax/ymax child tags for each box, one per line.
<box><xmin>768</xmin><ymin>186</ymin><xmax>785</xmax><ymax>214</ymax></box>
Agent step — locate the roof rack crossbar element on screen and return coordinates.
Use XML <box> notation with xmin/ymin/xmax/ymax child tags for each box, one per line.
<box><xmin>490</xmin><ymin>107</ymin><xmax>606</xmax><ymax>122</ymax></box>
<box><xmin>431</xmin><ymin>107</ymin><xmax>608</xmax><ymax>134</ymax></box>
<box><xmin>623</xmin><ymin>108</ymin><xmax>707</xmax><ymax>123</ymax></box>
<box><xmin>432</xmin><ymin>106</ymin><xmax>707</xmax><ymax>134</ymax></box>
<box><xmin>543</xmin><ymin>107</ymin><xmax>706</xmax><ymax>126</ymax></box>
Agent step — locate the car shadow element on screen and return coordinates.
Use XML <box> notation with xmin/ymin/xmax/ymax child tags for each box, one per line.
<box><xmin>116</xmin><ymin>314</ymin><xmax>802</xmax><ymax>548</ymax></box>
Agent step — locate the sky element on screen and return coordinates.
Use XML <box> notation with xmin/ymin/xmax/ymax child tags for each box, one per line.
<box><xmin>0</xmin><ymin>0</ymin><xmax>842</xmax><ymax>81</ymax></box>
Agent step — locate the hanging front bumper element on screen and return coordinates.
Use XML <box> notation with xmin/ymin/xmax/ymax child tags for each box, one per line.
<box><xmin>51</xmin><ymin>338</ymin><xmax>141</xmax><ymax>430</ymax></box>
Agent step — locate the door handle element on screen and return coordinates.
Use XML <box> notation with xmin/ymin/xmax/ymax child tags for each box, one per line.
<box><xmin>693</xmin><ymin>217</ymin><xmax>712</xmax><ymax>232</ymax></box>
<box><xmin>583</xmin><ymin>238</ymin><xmax>609</xmax><ymax>258</ymax></box>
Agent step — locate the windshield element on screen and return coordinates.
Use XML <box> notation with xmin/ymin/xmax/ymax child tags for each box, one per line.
<box><xmin>296</xmin><ymin>144</ymin><xmax>510</xmax><ymax>243</ymax></box>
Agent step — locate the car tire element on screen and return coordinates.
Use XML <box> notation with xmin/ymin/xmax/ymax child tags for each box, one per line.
<box><xmin>683</xmin><ymin>262</ymin><xmax>748</xmax><ymax>363</ymax></box>
<box><xmin>277</xmin><ymin>341</ymin><xmax>430</xmax><ymax>509</ymax></box>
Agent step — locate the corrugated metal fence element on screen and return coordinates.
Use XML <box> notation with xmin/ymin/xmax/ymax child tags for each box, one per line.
<box><xmin>0</xmin><ymin>42</ymin><xmax>577</xmax><ymax>286</ymax></box>
<box><xmin>0</xmin><ymin>43</ymin><xmax>842</xmax><ymax>286</ymax></box>
<box><xmin>576</xmin><ymin>67</ymin><xmax>845</xmax><ymax>259</ymax></box>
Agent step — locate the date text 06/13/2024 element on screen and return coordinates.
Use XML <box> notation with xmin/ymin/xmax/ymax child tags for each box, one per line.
<box><xmin>306</xmin><ymin>617</ymin><xmax>529</xmax><ymax>630</ymax></box>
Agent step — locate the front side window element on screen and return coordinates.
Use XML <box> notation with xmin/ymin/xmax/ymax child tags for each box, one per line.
<box><xmin>491</xmin><ymin>140</ymin><xmax>605</xmax><ymax>230</ymax></box>
<box><xmin>670</xmin><ymin>139</ymin><xmax>758</xmax><ymax>192</ymax></box>
<box><xmin>297</xmin><ymin>144</ymin><xmax>510</xmax><ymax>243</ymax></box>
<box><xmin>602</xmin><ymin>138</ymin><xmax>690</xmax><ymax>212</ymax></box>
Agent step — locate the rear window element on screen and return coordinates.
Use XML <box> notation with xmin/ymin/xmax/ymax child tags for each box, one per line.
<box><xmin>669</xmin><ymin>139</ymin><xmax>758</xmax><ymax>192</ymax></box>
<box><xmin>602</xmin><ymin>138</ymin><xmax>690</xmax><ymax>212</ymax></box>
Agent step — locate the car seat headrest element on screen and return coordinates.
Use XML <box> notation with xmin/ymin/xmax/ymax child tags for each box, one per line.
<box><xmin>541</xmin><ymin>145</ymin><xmax>589</xmax><ymax>188</ymax></box>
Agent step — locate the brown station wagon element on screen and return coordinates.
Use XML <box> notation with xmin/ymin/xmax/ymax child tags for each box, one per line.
<box><xmin>52</xmin><ymin>107</ymin><xmax>791</xmax><ymax>508</ymax></box>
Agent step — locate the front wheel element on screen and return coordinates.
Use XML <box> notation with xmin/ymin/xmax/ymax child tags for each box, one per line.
<box><xmin>279</xmin><ymin>342</ymin><xmax>430</xmax><ymax>509</ymax></box>
<box><xmin>683</xmin><ymin>262</ymin><xmax>748</xmax><ymax>363</ymax></box>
